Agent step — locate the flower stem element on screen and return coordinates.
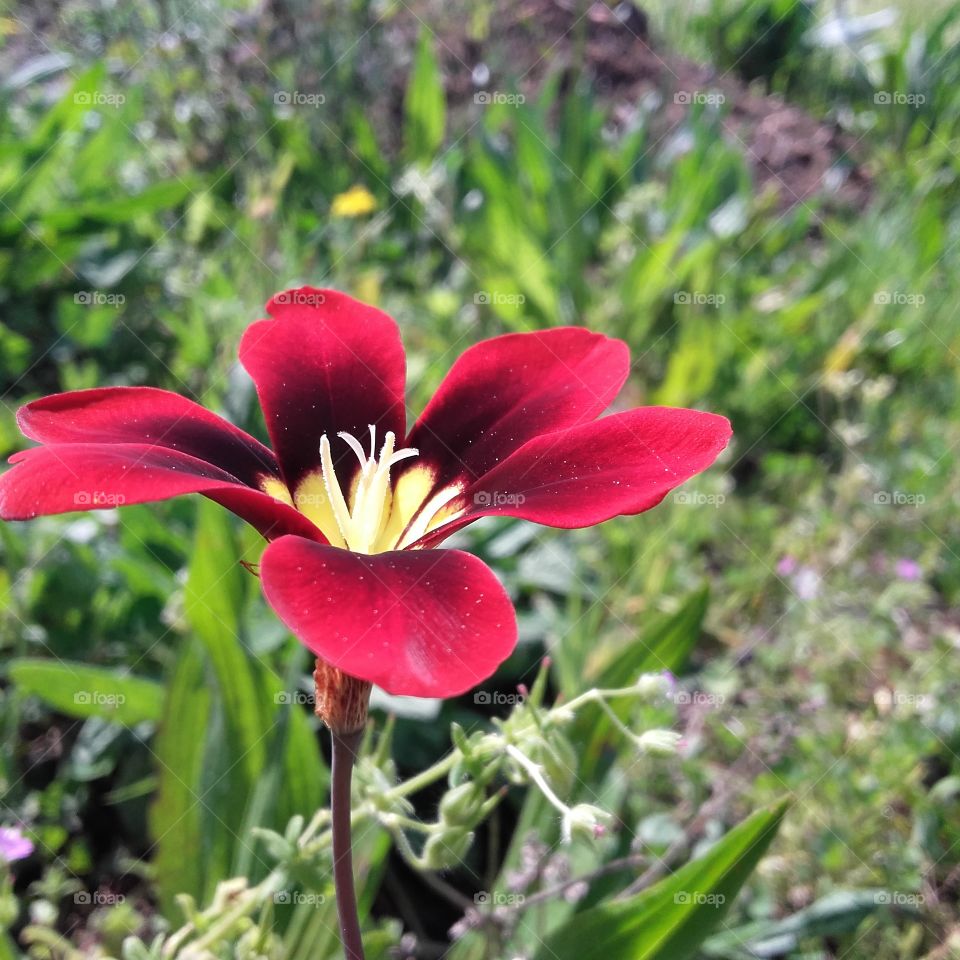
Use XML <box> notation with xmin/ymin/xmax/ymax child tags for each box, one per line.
<box><xmin>384</xmin><ymin>749</ymin><xmax>459</xmax><ymax>800</ymax></box>
<box><xmin>331</xmin><ymin>729</ymin><xmax>365</xmax><ymax>960</ymax></box>
<box><xmin>504</xmin><ymin>744</ymin><xmax>566</xmax><ymax>815</ymax></box>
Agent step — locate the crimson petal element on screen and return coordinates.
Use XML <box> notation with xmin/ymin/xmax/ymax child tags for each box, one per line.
<box><xmin>418</xmin><ymin>407</ymin><xmax>732</xmax><ymax>544</ymax></box>
<box><xmin>405</xmin><ymin>328</ymin><xmax>629</xmax><ymax>489</ymax></box>
<box><xmin>260</xmin><ymin>536</ymin><xmax>518</xmax><ymax>698</ymax></box>
<box><xmin>239</xmin><ymin>288</ymin><xmax>406</xmax><ymax>490</ymax></box>
<box><xmin>0</xmin><ymin>444</ymin><xmax>320</xmax><ymax>541</ymax></box>
<box><xmin>18</xmin><ymin>386</ymin><xmax>279</xmax><ymax>488</ymax></box>
<box><xmin>204</xmin><ymin>487</ymin><xmax>327</xmax><ymax>542</ymax></box>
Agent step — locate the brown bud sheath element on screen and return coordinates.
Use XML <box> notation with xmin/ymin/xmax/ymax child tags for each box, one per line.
<box><xmin>314</xmin><ymin>658</ymin><xmax>371</xmax><ymax>734</ymax></box>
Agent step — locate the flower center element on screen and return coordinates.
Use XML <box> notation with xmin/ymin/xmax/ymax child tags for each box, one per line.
<box><xmin>261</xmin><ymin>425</ymin><xmax>468</xmax><ymax>551</ymax></box>
<box><xmin>320</xmin><ymin>426</ymin><xmax>419</xmax><ymax>554</ymax></box>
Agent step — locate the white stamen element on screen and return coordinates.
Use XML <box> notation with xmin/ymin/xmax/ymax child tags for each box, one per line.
<box><xmin>319</xmin><ymin>434</ymin><xmax>353</xmax><ymax>544</ymax></box>
<box><xmin>387</xmin><ymin>448</ymin><xmax>420</xmax><ymax>469</ymax></box>
<box><xmin>397</xmin><ymin>484</ymin><xmax>464</xmax><ymax>549</ymax></box>
<box><xmin>338</xmin><ymin>431</ymin><xmax>369</xmax><ymax>470</ymax></box>
<box><xmin>319</xmin><ymin>425</ymin><xmax>419</xmax><ymax>553</ymax></box>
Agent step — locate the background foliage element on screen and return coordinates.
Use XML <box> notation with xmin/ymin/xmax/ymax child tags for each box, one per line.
<box><xmin>1</xmin><ymin>0</ymin><xmax>959</xmax><ymax>956</ymax></box>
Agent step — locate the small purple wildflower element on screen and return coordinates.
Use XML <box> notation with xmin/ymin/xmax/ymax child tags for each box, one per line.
<box><xmin>0</xmin><ymin>827</ymin><xmax>33</xmax><ymax>863</ymax></box>
<box><xmin>895</xmin><ymin>558</ymin><xmax>922</xmax><ymax>581</ymax></box>
<box><xmin>776</xmin><ymin>555</ymin><xmax>797</xmax><ymax>577</ymax></box>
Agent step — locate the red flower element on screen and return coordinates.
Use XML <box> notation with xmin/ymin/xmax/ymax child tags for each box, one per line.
<box><xmin>0</xmin><ymin>288</ymin><xmax>731</xmax><ymax>701</ymax></box>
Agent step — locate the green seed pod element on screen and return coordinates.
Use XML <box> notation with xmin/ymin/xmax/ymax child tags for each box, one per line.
<box><xmin>450</xmin><ymin>722</ymin><xmax>471</xmax><ymax>757</ymax></box>
<box><xmin>422</xmin><ymin>827</ymin><xmax>474</xmax><ymax>870</ymax></box>
<box><xmin>439</xmin><ymin>782</ymin><xmax>485</xmax><ymax>826</ymax></box>
<box><xmin>253</xmin><ymin>828</ymin><xmax>294</xmax><ymax>862</ymax></box>
<box><xmin>449</xmin><ymin>757</ymin><xmax>468</xmax><ymax>786</ymax></box>
<box><xmin>284</xmin><ymin>815</ymin><xmax>305</xmax><ymax>845</ymax></box>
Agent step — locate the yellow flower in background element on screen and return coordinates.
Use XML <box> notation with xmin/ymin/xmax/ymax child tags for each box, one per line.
<box><xmin>331</xmin><ymin>185</ymin><xmax>377</xmax><ymax>218</ymax></box>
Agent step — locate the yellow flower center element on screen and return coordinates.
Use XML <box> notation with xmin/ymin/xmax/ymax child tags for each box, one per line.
<box><xmin>261</xmin><ymin>425</ymin><xmax>465</xmax><ymax>553</ymax></box>
<box><xmin>320</xmin><ymin>426</ymin><xmax>418</xmax><ymax>553</ymax></box>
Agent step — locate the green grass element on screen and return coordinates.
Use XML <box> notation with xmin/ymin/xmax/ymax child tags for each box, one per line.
<box><xmin>1</xmin><ymin>0</ymin><xmax>960</xmax><ymax>956</ymax></box>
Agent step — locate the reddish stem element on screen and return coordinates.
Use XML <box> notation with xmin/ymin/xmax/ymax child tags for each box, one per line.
<box><xmin>331</xmin><ymin>728</ymin><xmax>365</xmax><ymax>960</ymax></box>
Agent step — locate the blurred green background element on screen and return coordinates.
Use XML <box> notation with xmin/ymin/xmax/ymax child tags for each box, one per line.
<box><xmin>1</xmin><ymin>0</ymin><xmax>959</xmax><ymax>956</ymax></box>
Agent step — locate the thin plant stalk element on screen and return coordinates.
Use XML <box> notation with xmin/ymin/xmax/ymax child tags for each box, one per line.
<box><xmin>331</xmin><ymin>729</ymin><xmax>365</xmax><ymax>960</ymax></box>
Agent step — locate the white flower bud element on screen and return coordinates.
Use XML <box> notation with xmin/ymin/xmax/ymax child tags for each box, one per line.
<box><xmin>637</xmin><ymin>729</ymin><xmax>682</xmax><ymax>756</ymax></box>
<box><xmin>561</xmin><ymin>804</ymin><xmax>610</xmax><ymax>844</ymax></box>
<box><xmin>635</xmin><ymin>672</ymin><xmax>673</xmax><ymax>699</ymax></box>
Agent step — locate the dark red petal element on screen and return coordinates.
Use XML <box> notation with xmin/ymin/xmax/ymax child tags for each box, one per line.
<box><xmin>204</xmin><ymin>488</ymin><xmax>328</xmax><ymax>543</ymax></box>
<box><xmin>239</xmin><ymin>288</ymin><xmax>406</xmax><ymax>489</ymax></box>
<box><xmin>260</xmin><ymin>537</ymin><xmax>517</xmax><ymax>698</ymax></box>
<box><xmin>18</xmin><ymin>387</ymin><xmax>279</xmax><ymax>488</ymax></box>
<box><xmin>0</xmin><ymin>444</ymin><xmax>321</xmax><ymax>542</ymax></box>
<box><xmin>419</xmin><ymin>407</ymin><xmax>732</xmax><ymax>544</ymax></box>
<box><xmin>406</xmin><ymin>328</ymin><xmax>629</xmax><ymax>488</ymax></box>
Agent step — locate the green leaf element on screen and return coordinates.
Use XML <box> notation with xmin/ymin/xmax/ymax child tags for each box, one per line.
<box><xmin>8</xmin><ymin>658</ymin><xmax>164</xmax><ymax>726</ymax></box>
<box><xmin>404</xmin><ymin>30</ymin><xmax>446</xmax><ymax>163</ymax></box>
<box><xmin>185</xmin><ymin>499</ymin><xmax>268</xmax><ymax>784</ymax></box>
<box><xmin>173</xmin><ymin>501</ymin><xmax>327</xmax><ymax>896</ymax></box>
<box><xmin>231</xmin><ymin>649</ymin><xmax>329</xmax><ymax>879</ymax></box>
<box><xmin>599</xmin><ymin>586</ymin><xmax>710</xmax><ymax>687</ymax></box>
<box><xmin>703</xmin><ymin>889</ymin><xmax>886</xmax><ymax>959</ymax></box>
<box><xmin>39</xmin><ymin>179</ymin><xmax>198</xmax><ymax>231</ymax></box>
<box><xmin>655</xmin><ymin>316</ymin><xmax>723</xmax><ymax>407</ymax></box>
<box><xmin>25</xmin><ymin>63</ymin><xmax>107</xmax><ymax>154</ymax></box>
<box><xmin>533</xmin><ymin>801</ymin><xmax>789</xmax><ymax>960</ymax></box>
<box><xmin>0</xmin><ymin>930</ymin><xmax>19</xmax><ymax>960</ymax></box>
<box><xmin>149</xmin><ymin>639</ymin><xmax>212</xmax><ymax>914</ymax></box>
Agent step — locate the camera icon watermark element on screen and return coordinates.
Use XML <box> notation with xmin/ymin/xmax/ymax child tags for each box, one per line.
<box><xmin>274</xmin><ymin>90</ymin><xmax>326</xmax><ymax>108</ymax></box>
<box><xmin>673</xmin><ymin>490</ymin><xmax>725</xmax><ymax>508</ymax></box>
<box><xmin>874</xmin><ymin>291</ymin><xmax>924</xmax><ymax>306</ymax></box>
<box><xmin>674</xmin><ymin>891</ymin><xmax>725</xmax><ymax>906</ymax></box>
<box><xmin>874</xmin><ymin>91</ymin><xmax>925</xmax><ymax>107</ymax></box>
<box><xmin>74</xmin><ymin>691</ymin><xmax>127</xmax><ymax>708</ymax></box>
<box><xmin>473</xmin><ymin>890</ymin><xmax>525</xmax><ymax>906</ymax></box>
<box><xmin>294</xmin><ymin>492</ymin><xmax>327</xmax><ymax>508</ymax></box>
<box><xmin>274</xmin><ymin>290</ymin><xmax>326</xmax><ymax>307</ymax></box>
<box><xmin>674</xmin><ymin>291</ymin><xmax>725</xmax><ymax>307</ymax></box>
<box><xmin>274</xmin><ymin>890</ymin><xmax>326</xmax><ymax>905</ymax></box>
<box><xmin>873</xmin><ymin>690</ymin><xmax>934</xmax><ymax>710</ymax></box>
<box><xmin>74</xmin><ymin>891</ymin><xmax>125</xmax><ymax>905</ymax></box>
<box><xmin>473</xmin><ymin>291</ymin><xmax>526</xmax><ymax>306</ymax></box>
<box><xmin>674</xmin><ymin>90</ymin><xmax>726</xmax><ymax>106</ymax></box>
<box><xmin>74</xmin><ymin>91</ymin><xmax>126</xmax><ymax>108</ymax></box>
<box><xmin>473</xmin><ymin>690</ymin><xmax>526</xmax><ymax>706</ymax></box>
<box><xmin>873</xmin><ymin>490</ymin><xmax>925</xmax><ymax>507</ymax></box>
<box><xmin>74</xmin><ymin>291</ymin><xmax>125</xmax><ymax>307</ymax></box>
<box><xmin>670</xmin><ymin>690</ymin><xmax>725</xmax><ymax>706</ymax></box>
<box><xmin>874</xmin><ymin>891</ymin><xmax>924</xmax><ymax>906</ymax></box>
<box><xmin>275</xmin><ymin>691</ymin><xmax>315</xmax><ymax>706</ymax></box>
<box><xmin>473</xmin><ymin>491</ymin><xmax>526</xmax><ymax>507</ymax></box>
<box><xmin>73</xmin><ymin>490</ymin><xmax>127</xmax><ymax>507</ymax></box>
<box><xmin>473</xmin><ymin>91</ymin><xmax>526</xmax><ymax>107</ymax></box>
